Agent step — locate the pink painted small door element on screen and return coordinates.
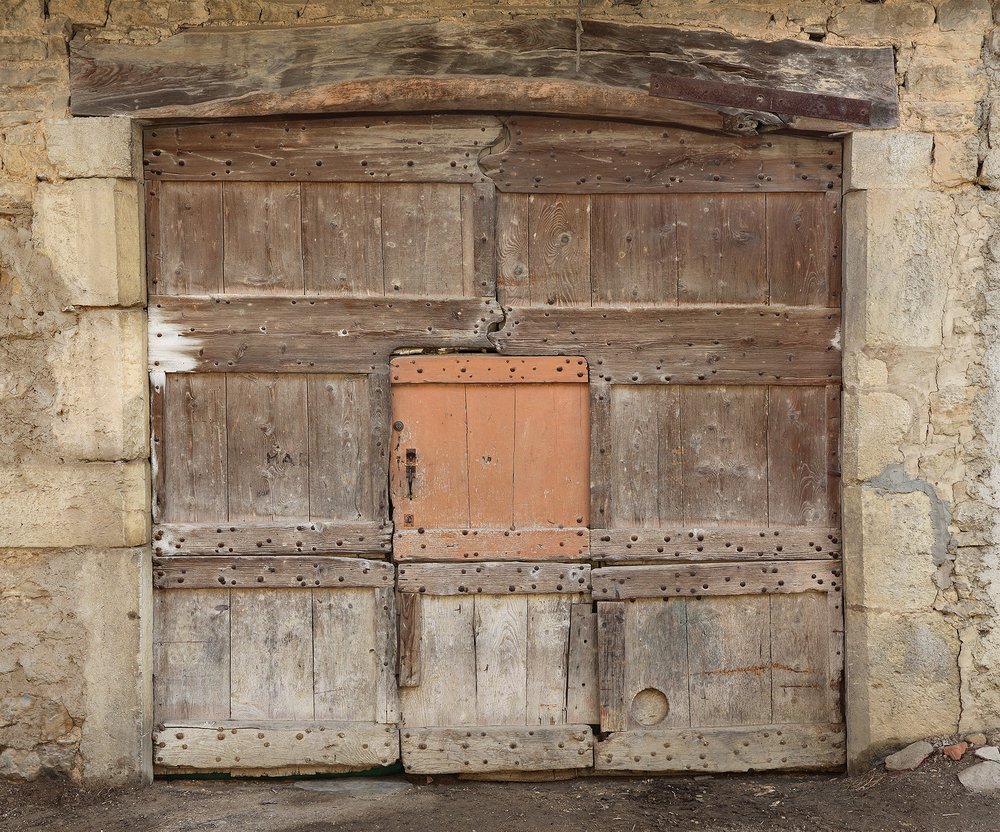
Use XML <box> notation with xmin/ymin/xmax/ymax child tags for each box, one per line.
<box><xmin>389</xmin><ymin>354</ymin><xmax>590</xmax><ymax>560</ymax></box>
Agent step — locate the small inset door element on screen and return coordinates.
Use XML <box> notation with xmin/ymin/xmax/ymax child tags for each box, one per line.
<box><xmin>389</xmin><ymin>355</ymin><xmax>590</xmax><ymax>561</ymax></box>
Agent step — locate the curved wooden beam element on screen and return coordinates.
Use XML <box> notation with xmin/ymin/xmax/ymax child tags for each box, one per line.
<box><xmin>70</xmin><ymin>18</ymin><xmax>898</xmax><ymax>132</ymax></box>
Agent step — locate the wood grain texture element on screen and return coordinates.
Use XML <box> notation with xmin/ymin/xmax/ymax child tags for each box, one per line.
<box><xmin>398</xmin><ymin>591</ymin><xmax>422</xmax><ymax>688</ymax></box>
<box><xmin>598</xmin><ymin>601</ymin><xmax>627</xmax><ymax>732</ymax></box>
<box><xmin>526</xmin><ymin>595</ymin><xmax>571</xmax><ymax>725</ymax></box>
<box><xmin>154</xmin><ymin>722</ymin><xmax>399</xmax><ymax>770</ymax></box>
<box><xmin>527</xmin><ymin>194</ymin><xmax>590</xmax><ymax>307</ymax></box>
<box><xmin>313</xmin><ymin>588</ymin><xmax>378</xmax><ymax>722</ymax></box>
<box><xmin>496</xmin><ymin>193</ymin><xmax>530</xmax><ymax>307</ymax></box>
<box><xmin>766</xmin><ymin>193</ymin><xmax>834</xmax><ymax>306</ymax></box>
<box><xmin>390</xmin><ymin>354</ymin><xmax>588</xmax><ymax>384</ymax></box>
<box><xmin>768</xmin><ymin>386</ymin><xmax>831</xmax><ymax>526</ymax></box>
<box><xmin>155</xmin><ymin>181</ymin><xmax>223</xmax><ymax>295</ymax></box>
<box><xmin>223</xmin><ymin>182</ymin><xmax>303</xmax><ymax>295</ymax></box>
<box><xmin>153</xmin><ymin>556</ymin><xmax>394</xmax><ymax>589</ymax></box>
<box><xmin>392</xmin><ymin>528</ymin><xmax>589</xmax><ymax>562</ymax></box>
<box><xmin>397</xmin><ymin>562</ymin><xmax>590</xmax><ymax>596</ymax></box>
<box><xmin>475</xmin><ymin>594</ymin><xmax>529</xmax><ymax>725</ymax></box>
<box><xmin>595</xmin><ymin>723</ymin><xmax>845</xmax><ymax>772</ymax></box>
<box><xmin>592</xmin><ymin>526</ymin><xmax>841</xmax><ymax>562</ymax></box>
<box><xmin>769</xmin><ymin>592</ymin><xmax>835</xmax><ymax>724</ymax></box>
<box><xmin>624</xmin><ymin>598</ymin><xmax>690</xmax><ymax>730</ymax></box>
<box><xmin>154</xmin><ymin>522</ymin><xmax>390</xmax><ymax>557</ymax></box>
<box><xmin>567</xmin><ymin>603</ymin><xmax>599</xmax><ymax>724</ymax></box>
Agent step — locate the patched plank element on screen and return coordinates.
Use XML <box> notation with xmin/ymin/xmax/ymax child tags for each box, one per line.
<box><xmin>397</xmin><ymin>562</ymin><xmax>590</xmax><ymax>596</ymax></box>
<box><xmin>393</xmin><ymin>528</ymin><xmax>589</xmax><ymax>562</ymax></box>
<box><xmin>153</xmin><ymin>556</ymin><xmax>394</xmax><ymax>589</ymax></box>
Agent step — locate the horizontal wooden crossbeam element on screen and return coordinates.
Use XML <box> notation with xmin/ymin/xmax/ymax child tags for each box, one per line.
<box><xmin>397</xmin><ymin>562</ymin><xmax>591</xmax><ymax>595</ymax></box>
<box><xmin>592</xmin><ymin>527</ymin><xmax>841</xmax><ymax>561</ymax></box>
<box><xmin>152</xmin><ymin>556</ymin><xmax>394</xmax><ymax>589</ymax></box>
<box><xmin>153</xmin><ymin>521</ymin><xmax>391</xmax><ymax>556</ymax></box>
<box><xmin>393</xmin><ymin>528</ymin><xmax>589</xmax><ymax>561</ymax></box>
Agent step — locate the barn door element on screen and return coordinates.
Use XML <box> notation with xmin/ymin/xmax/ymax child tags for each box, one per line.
<box><xmin>388</xmin><ymin>355</ymin><xmax>597</xmax><ymax>774</ymax></box>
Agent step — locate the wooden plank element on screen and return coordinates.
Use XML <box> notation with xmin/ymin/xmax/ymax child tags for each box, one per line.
<box><xmin>143</xmin><ymin>115</ymin><xmax>502</xmax><ymax>182</ymax></box>
<box><xmin>153</xmin><ymin>556</ymin><xmax>393</xmax><ymax>590</ymax></box>
<box><xmin>397</xmin><ymin>562</ymin><xmax>590</xmax><ymax>596</ymax></box>
<box><xmin>226</xmin><ymin>374</ymin><xmax>309</xmax><ymax>521</ymax></box>
<box><xmin>230</xmin><ymin>589</ymin><xmax>314</xmax><ymax>720</ymax></box>
<box><xmin>825</xmin><ymin>191</ymin><xmax>843</xmax><ymax>308</ymax></box>
<box><xmin>597</xmin><ymin>601</ymin><xmax>627</xmax><ymax>732</ymax></box>
<box><xmin>390</xmin><ymin>354</ymin><xmax>588</xmax><ymax>384</ymax></box>
<box><xmin>222</xmin><ymin>182</ymin><xmax>303</xmax><ymax>295</ymax></box>
<box><xmin>828</xmin><ymin>587</ymin><xmax>845</xmax><ymax>722</ymax></box>
<box><xmin>162</xmin><ymin>373</ymin><xmax>227</xmax><ymax>523</ymax></box>
<box><xmin>401</xmin><ymin>725</ymin><xmax>593</xmax><ymax>773</ymax></box>
<box><xmin>153</xmin><ymin>522</ymin><xmax>390</xmax><ymax>557</ymax></box>
<box><xmin>466</xmin><ymin>384</ymin><xmax>515</xmax><ymax>528</ymax></box>
<box><xmin>656</xmin><ymin>386</ymin><xmax>685</xmax><ymax>524</ymax></box>
<box><xmin>592</xmin><ymin>561</ymin><xmax>841</xmax><ymax>600</ymax></box>
<box><xmin>398</xmin><ymin>591</ymin><xmax>422</xmax><ymax>688</ymax></box>
<box><xmin>153</xmin><ymin>589</ymin><xmax>231</xmax><ymax>720</ymax></box>
<box><xmin>681</xmin><ymin>387</ymin><xmax>767</xmax><ymax>525</ymax></box>
<box><xmin>566</xmin><ymin>603</ymin><xmax>599</xmax><ymax>724</ymax></box>
<box><xmin>374</xmin><ymin>585</ymin><xmax>400</xmax><ymax>724</ymax></box>
<box><xmin>589</xmin><ymin>379</ymin><xmax>612</xmax><ymax>529</ymax></box>
<box><xmin>307</xmin><ymin>375</ymin><xmax>375</xmax><ymax>522</ymax></box>
<box><xmin>687</xmin><ymin>595</ymin><xmax>771</xmax><ymax>727</ymax></box>
<box><xmin>609</xmin><ymin>386</ymin><xmax>660</xmax><ymax>528</ymax></box>
<box><xmin>766</xmin><ymin>193</ymin><xmax>832</xmax><ymax>306</ymax></box>
<box><xmin>155</xmin><ymin>181</ymin><xmax>223</xmax><ymax>295</ymax></box>
<box><xmin>368</xmin><ymin>370</ymin><xmax>392</xmax><ymax>527</ymax></box>
<box><xmin>382</xmin><ymin>183</ymin><xmax>465</xmax><ymax>298</ymax></box>
<box><xmin>590</xmin><ymin>195</ymin><xmax>677</xmax><ymax>305</ymax></box>
<box><xmin>625</xmin><ymin>598</ymin><xmax>690</xmax><ymax>730</ymax></box>
<box><xmin>150</xmin><ymin>371</ymin><xmax>166</xmax><ymax>523</ymax></box>
<box><xmin>526</xmin><ymin>595</ymin><xmax>571</xmax><ymax>726</ymax></box>
<box><xmin>496</xmin><ymin>193</ymin><xmax>530</xmax><ymax>307</ymax></box>
<box><xmin>313</xmin><ymin>588</ymin><xmax>377</xmax><ymax>722</ymax></box>
<box><xmin>676</xmin><ymin>194</ymin><xmax>766</xmax><ymax>304</ymax></box>
<box><xmin>145</xmin><ymin>183</ymin><xmax>161</xmax><ymax>295</ymax></box>
<box><xmin>399</xmin><ymin>595</ymin><xmax>476</xmax><ymax>727</ymax></box>
<box><xmin>393</xmin><ymin>528</ymin><xmax>589</xmax><ymax>561</ymax></box>
<box><xmin>827</xmin><ymin>384</ymin><xmax>842</xmax><ymax>527</ymax></box>
<box><xmin>595</xmin><ymin>723</ymin><xmax>845</xmax><ymax>772</ymax></box>
<box><xmin>474</xmin><ymin>595</ymin><xmax>529</xmax><ymax>725</ymax></box>
<box><xmin>527</xmin><ymin>194</ymin><xmax>590</xmax><ymax>307</ymax></box>
<box><xmin>592</xmin><ymin>527</ymin><xmax>842</xmax><ymax>562</ymax></box>
<box><xmin>491</xmin><ymin>306</ymin><xmax>842</xmax><ymax>385</ymax></box>
<box><xmin>149</xmin><ymin>302</ymin><xmax>504</xmax><ymax>373</ymax></box>
<box><xmin>75</xmin><ymin>20</ymin><xmax>898</xmax><ymax>130</ymax></box>
<box><xmin>769</xmin><ymin>592</ymin><xmax>834</xmax><ymax>724</ymax></box>
<box><xmin>465</xmin><ymin>181</ymin><xmax>498</xmax><ymax>297</ymax></box>
<box><xmin>768</xmin><ymin>386</ymin><xmax>830</xmax><ymax>526</ymax></box>
<box><xmin>154</xmin><ymin>722</ymin><xmax>399</xmax><ymax>770</ymax></box>
<box><xmin>301</xmin><ymin>183</ymin><xmax>383</xmax><ymax>296</ymax></box>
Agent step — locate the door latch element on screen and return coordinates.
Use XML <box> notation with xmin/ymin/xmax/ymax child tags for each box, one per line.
<box><xmin>405</xmin><ymin>448</ymin><xmax>417</xmax><ymax>500</ymax></box>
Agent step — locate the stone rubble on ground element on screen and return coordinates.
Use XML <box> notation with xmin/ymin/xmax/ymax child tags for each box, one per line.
<box><xmin>884</xmin><ymin>741</ymin><xmax>934</xmax><ymax>772</ymax></box>
<box><xmin>974</xmin><ymin>746</ymin><xmax>1000</xmax><ymax>762</ymax></box>
<box><xmin>942</xmin><ymin>742</ymin><xmax>968</xmax><ymax>761</ymax></box>
<box><xmin>965</xmin><ymin>733</ymin><xmax>988</xmax><ymax>746</ymax></box>
<box><xmin>958</xmin><ymin>761</ymin><xmax>1000</xmax><ymax>794</ymax></box>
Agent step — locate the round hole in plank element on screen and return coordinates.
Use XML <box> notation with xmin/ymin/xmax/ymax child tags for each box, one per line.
<box><xmin>631</xmin><ymin>688</ymin><xmax>669</xmax><ymax>727</ymax></box>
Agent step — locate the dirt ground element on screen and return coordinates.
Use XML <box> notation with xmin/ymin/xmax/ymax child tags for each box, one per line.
<box><xmin>1</xmin><ymin>757</ymin><xmax>997</xmax><ymax>832</ymax></box>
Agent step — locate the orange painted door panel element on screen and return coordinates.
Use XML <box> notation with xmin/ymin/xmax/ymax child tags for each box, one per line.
<box><xmin>390</xmin><ymin>355</ymin><xmax>590</xmax><ymax>560</ymax></box>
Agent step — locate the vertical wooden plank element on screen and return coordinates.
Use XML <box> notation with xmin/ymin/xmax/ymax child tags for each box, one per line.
<box><xmin>526</xmin><ymin>595</ymin><xmax>571</xmax><ymax>726</ymax></box>
<box><xmin>496</xmin><ymin>193</ymin><xmax>530</xmax><ymax>307</ymax></box>
<box><xmin>462</xmin><ymin>181</ymin><xmax>497</xmax><ymax>298</ymax></box>
<box><xmin>597</xmin><ymin>601</ymin><xmax>627</xmax><ymax>732</ymax></box>
<box><xmin>307</xmin><ymin>375</ymin><xmax>372</xmax><ymax>522</ymax></box>
<box><xmin>825</xmin><ymin>190</ymin><xmax>842</xmax><ymax>309</ymax></box>
<box><xmin>655</xmin><ymin>386</ymin><xmax>685</xmax><ymax>525</ymax></box>
<box><xmin>157</xmin><ymin>181</ymin><xmax>223</xmax><ymax>295</ymax></box>
<box><xmin>768</xmin><ymin>387</ymin><xmax>829</xmax><ymax>526</ymax></box>
<box><xmin>374</xmin><ymin>585</ymin><xmax>399</xmax><ymax>724</ymax></box>
<box><xmin>770</xmin><ymin>592</ymin><xmax>832</xmax><ymax>724</ymax></box>
<box><xmin>153</xmin><ymin>590</ymin><xmax>231</xmax><ymax>720</ymax></box>
<box><xmin>676</xmin><ymin>194</ymin><xmax>766</xmax><ymax>304</ymax></box>
<box><xmin>162</xmin><ymin>374</ymin><xmax>227</xmax><ymax>523</ymax></box>
<box><xmin>590</xmin><ymin>379</ymin><xmax>613</xmax><ymax>530</ymax></box>
<box><xmin>398</xmin><ymin>592</ymin><xmax>422</xmax><ymax>688</ymax></box>
<box><xmin>528</xmin><ymin>194</ymin><xmax>591</xmax><ymax>307</ymax></box>
<box><xmin>312</xmin><ymin>587</ymin><xmax>377</xmax><ymax>722</ymax></box>
<box><xmin>302</xmin><ymin>182</ymin><xmax>384</xmax><ymax>296</ymax></box>
<box><xmin>230</xmin><ymin>588</ymin><xmax>314</xmax><ymax>720</ymax></box>
<box><xmin>827</xmin><ymin>384</ymin><xmax>842</xmax><ymax>528</ymax></box>
<box><xmin>223</xmin><ymin>182</ymin><xmax>304</xmax><ymax>294</ymax></box>
<box><xmin>681</xmin><ymin>386</ymin><xmax>767</xmax><ymax>526</ymax></box>
<box><xmin>399</xmin><ymin>595</ymin><xmax>476</xmax><ymax>727</ymax></box>
<box><xmin>145</xmin><ymin>183</ymin><xmax>161</xmax><ymax>295</ymax></box>
<box><xmin>625</xmin><ymin>598</ymin><xmax>690</xmax><ymax>729</ymax></box>
<box><xmin>766</xmin><ymin>193</ymin><xmax>829</xmax><ymax>306</ymax></box>
<box><xmin>687</xmin><ymin>595</ymin><xmax>771</xmax><ymax>727</ymax></box>
<box><xmin>567</xmin><ymin>602</ymin><xmax>599</xmax><ymax>724</ymax></box>
<box><xmin>591</xmin><ymin>195</ymin><xmax>677</xmax><ymax>305</ymax></box>
<box><xmin>391</xmin><ymin>383</ymin><xmax>470</xmax><ymax>529</ymax></box>
<box><xmin>609</xmin><ymin>386</ymin><xmax>659</xmax><ymax>528</ymax></box>
<box><xmin>466</xmin><ymin>385</ymin><xmax>516</xmax><ymax>528</ymax></box>
<box><xmin>513</xmin><ymin>383</ymin><xmax>590</xmax><ymax>528</ymax></box>
<box><xmin>828</xmin><ymin>588</ymin><xmax>845</xmax><ymax>722</ymax></box>
<box><xmin>382</xmin><ymin>183</ymin><xmax>465</xmax><ymax>297</ymax></box>
<box><xmin>474</xmin><ymin>594</ymin><xmax>528</xmax><ymax>725</ymax></box>
<box><xmin>369</xmin><ymin>371</ymin><xmax>392</xmax><ymax>528</ymax></box>
<box><xmin>227</xmin><ymin>374</ymin><xmax>309</xmax><ymax>521</ymax></box>
<box><xmin>150</xmin><ymin>371</ymin><xmax>166</xmax><ymax>524</ymax></box>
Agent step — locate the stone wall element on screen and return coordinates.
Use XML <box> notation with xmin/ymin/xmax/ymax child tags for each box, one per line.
<box><xmin>1</xmin><ymin>0</ymin><xmax>998</xmax><ymax>781</ymax></box>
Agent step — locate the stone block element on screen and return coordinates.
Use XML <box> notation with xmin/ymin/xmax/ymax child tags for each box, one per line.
<box><xmin>49</xmin><ymin>309</ymin><xmax>148</xmax><ymax>461</ymax></box>
<box><xmin>845</xmin><ymin>132</ymin><xmax>933</xmax><ymax>191</ymax></box>
<box><xmin>843</xmin><ymin>189</ymin><xmax>957</xmax><ymax>350</ymax></box>
<box><xmin>45</xmin><ymin>0</ymin><xmax>107</xmax><ymax>24</ymax></box>
<box><xmin>933</xmin><ymin>133</ymin><xmax>981</xmax><ymax>187</ymax></box>
<box><xmin>0</xmin><ymin>461</ymin><xmax>149</xmax><ymax>548</ymax></box>
<box><xmin>33</xmin><ymin>179</ymin><xmax>143</xmax><ymax>308</ymax></box>
<box><xmin>846</xmin><ymin>608</ymin><xmax>960</xmax><ymax>770</ymax></box>
<box><xmin>904</xmin><ymin>57</ymin><xmax>986</xmax><ymax>103</ymax></box>
<box><xmin>829</xmin><ymin>1</ymin><xmax>935</xmax><ymax>39</ymax></box>
<box><xmin>981</xmin><ymin>149</ymin><xmax>1000</xmax><ymax>189</ymax></box>
<box><xmin>45</xmin><ymin>118</ymin><xmax>138</xmax><ymax>179</ymax></box>
<box><xmin>841</xmin><ymin>390</ymin><xmax>914</xmax><ymax>482</ymax></box>
<box><xmin>936</xmin><ymin>0</ymin><xmax>992</xmax><ymax>31</ymax></box>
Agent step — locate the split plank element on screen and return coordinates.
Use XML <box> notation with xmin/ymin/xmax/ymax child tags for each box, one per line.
<box><xmin>153</xmin><ymin>556</ymin><xmax>394</xmax><ymax>590</ymax></box>
<box><xmin>592</xmin><ymin>526</ymin><xmax>842</xmax><ymax>562</ymax></box>
<box><xmin>397</xmin><ymin>562</ymin><xmax>590</xmax><ymax>596</ymax></box>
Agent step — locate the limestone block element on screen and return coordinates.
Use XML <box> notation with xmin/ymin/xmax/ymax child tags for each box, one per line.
<box><xmin>843</xmin><ymin>352</ymin><xmax>888</xmax><ymax>389</ymax></box>
<box><xmin>936</xmin><ymin>0</ymin><xmax>992</xmax><ymax>31</ymax></box>
<box><xmin>844</xmin><ymin>132</ymin><xmax>933</xmax><ymax>191</ymax></box>
<box><xmin>846</xmin><ymin>608</ymin><xmax>960</xmax><ymax>769</ymax></box>
<box><xmin>0</xmin><ymin>461</ymin><xmax>149</xmax><ymax>548</ymax></box>
<box><xmin>981</xmin><ymin>150</ymin><xmax>1000</xmax><ymax>189</ymax></box>
<box><xmin>904</xmin><ymin>57</ymin><xmax>986</xmax><ymax>103</ymax></box>
<box><xmin>842</xmin><ymin>390</ymin><xmax>913</xmax><ymax>482</ymax></box>
<box><xmin>829</xmin><ymin>1</ymin><xmax>935</xmax><ymax>39</ymax></box>
<box><xmin>33</xmin><ymin>179</ymin><xmax>143</xmax><ymax>308</ymax></box>
<box><xmin>843</xmin><ymin>189</ymin><xmax>957</xmax><ymax>350</ymax></box>
<box><xmin>45</xmin><ymin>0</ymin><xmax>107</xmax><ymax>25</ymax></box>
<box><xmin>48</xmin><ymin>309</ymin><xmax>148</xmax><ymax>461</ymax></box>
<box><xmin>844</xmin><ymin>487</ymin><xmax>940</xmax><ymax>611</ymax></box>
<box><xmin>45</xmin><ymin>118</ymin><xmax>137</xmax><ymax>179</ymax></box>
<box><xmin>933</xmin><ymin>134</ymin><xmax>981</xmax><ymax>187</ymax></box>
